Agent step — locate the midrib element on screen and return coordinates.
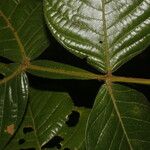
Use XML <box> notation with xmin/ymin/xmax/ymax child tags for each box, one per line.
<box><xmin>101</xmin><ymin>0</ymin><xmax>111</xmax><ymax>73</ymax></box>
<box><xmin>29</xmin><ymin>105</ymin><xmax>41</xmax><ymax>150</ymax></box>
<box><xmin>0</xmin><ymin>10</ymin><xmax>27</xmax><ymax>60</ymax></box>
<box><xmin>28</xmin><ymin>64</ymin><xmax>103</xmax><ymax>79</ymax></box>
<box><xmin>106</xmin><ymin>82</ymin><xmax>133</xmax><ymax>150</ymax></box>
<box><xmin>102</xmin><ymin>1</ymin><xmax>133</xmax><ymax>149</ymax></box>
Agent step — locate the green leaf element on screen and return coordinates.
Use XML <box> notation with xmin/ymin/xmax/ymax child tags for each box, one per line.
<box><xmin>0</xmin><ymin>63</ymin><xmax>20</xmax><ymax>75</ymax></box>
<box><xmin>44</xmin><ymin>0</ymin><xmax>150</xmax><ymax>72</ymax></box>
<box><xmin>28</xmin><ymin>60</ymin><xmax>100</xmax><ymax>80</ymax></box>
<box><xmin>41</xmin><ymin>108</ymin><xmax>90</xmax><ymax>150</ymax></box>
<box><xmin>0</xmin><ymin>0</ymin><xmax>49</xmax><ymax>62</ymax></box>
<box><xmin>58</xmin><ymin>108</ymin><xmax>90</xmax><ymax>150</ymax></box>
<box><xmin>86</xmin><ymin>84</ymin><xmax>150</xmax><ymax>150</ymax></box>
<box><xmin>5</xmin><ymin>88</ymin><xmax>74</xmax><ymax>149</ymax></box>
<box><xmin>0</xmin><ymin>72</ymin><xmax>28</xmax><ymax>149</ymax></box>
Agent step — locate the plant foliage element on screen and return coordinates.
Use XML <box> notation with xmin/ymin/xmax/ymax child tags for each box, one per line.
<box><xmin>0</xmin><ymin>0</ymin><xmax>150</xmax><ymax>150</ymax></box>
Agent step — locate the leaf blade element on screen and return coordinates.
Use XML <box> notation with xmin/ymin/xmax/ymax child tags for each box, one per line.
<box><xmin>86</xmin><ymin>84</ymin><xmax>150</xmax><ymax>150</ymax></box>
<box><xmin>44</xmin><ymin>0</ymin><xmax>150</xmax><ymax>72</ymax></box>
<box><xmin>28</xmin><ymin>60</ymin><xmax>101</xmax><ymax>80</ymax></box>
<box><xmin>0</xmin><ymin>72</ymin><xmax>28</xmax><ymax>149</ymax></box>
<box><xmin>0</xmin><ymin>0</ymin><xmax>49</xmax><ymax>62</ymax></box>
<box><xmin>5</xmin><ymin>88</ymin><xmax>74</xmax><ymax>149</ymax></box>
<box><xmin>58</xmin><ymin>108</ymin><xmax>90</xmax><ymax>150</ymax></box>
<box><xmin>5</xmin><ymin>88</ymin><xmax>90</xmax><ymax>150</ymax></box>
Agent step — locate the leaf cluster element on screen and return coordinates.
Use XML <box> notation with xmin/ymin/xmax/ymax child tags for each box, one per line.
<box><xmin>0</xmin><ymin>0</ymin><xmax>150</xmax><ymax>150</ymax></box>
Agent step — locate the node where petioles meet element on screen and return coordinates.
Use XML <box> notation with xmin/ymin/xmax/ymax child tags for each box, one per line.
<box><xmin>21</xmin><ymin>57</ymin><xmax>30</xmax><ymax>71</ymax></box>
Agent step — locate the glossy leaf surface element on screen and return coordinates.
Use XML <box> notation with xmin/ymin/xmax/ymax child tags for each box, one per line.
<box><xmin>86</xmin><ymin>84</ymin><xmax>150</xmax><ymax>150</ymax></box>
<box><xmin>28</xmin><ymin>60</ymin><xmax>99</xmax><ymax>80</ymax></box>
<box><xmin>41</xmin><ymin>108</ymin><xmax>89</xmax><ymax>150</ymax></box>
<box><xmin>44</xmin><ymin>0</ymin><xmax>150</xmax><ymax>72</ymax></box>
<box><xmin>5</xmin><ymin>88</ymin><xmax>73</xmax><ymax>149</ymax></box>
<box><xmin>0</xmin><ymin>72</ymin><xmax>28</xmax><ymax>149</ymax></box>
<box><xmin>57</xmin><ymin>108</ymin><xmax>90</xmax><ymax>150</ymax></box>
<box><xmin>29</xmin><ymin>88</ymin><xmax>74</xmax><ymax>147</ymax></box>
<box><xmin>0</xmin><ymin>0</ymin><xmax>49</xmax><ymax>62</ymax></box>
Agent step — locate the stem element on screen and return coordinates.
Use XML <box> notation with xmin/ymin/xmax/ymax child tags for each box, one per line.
<box><xmin>28</xmin><ymin>64</ymin><xmax>150</xmax><ymax>85</ymax></box>
<box><xmin>111</xmin><ymin>76</ymin><xmax>150</xmax><ymax>85</ymax></box>
<box><xmin>0</xmin><ymin>64</ymin><xmax>150</xmax><ymax>85</ymax></box>
<box><xmin>0</xmin><ymin>66</ymin><xmax>22</xmax><ymax>85</ymax></box>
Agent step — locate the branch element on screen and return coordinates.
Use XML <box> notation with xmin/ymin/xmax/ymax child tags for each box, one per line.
<box><xmin>111</xmin><ymin>76</ymin><xmax>150</xmax><ymax>85</ymax></box>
